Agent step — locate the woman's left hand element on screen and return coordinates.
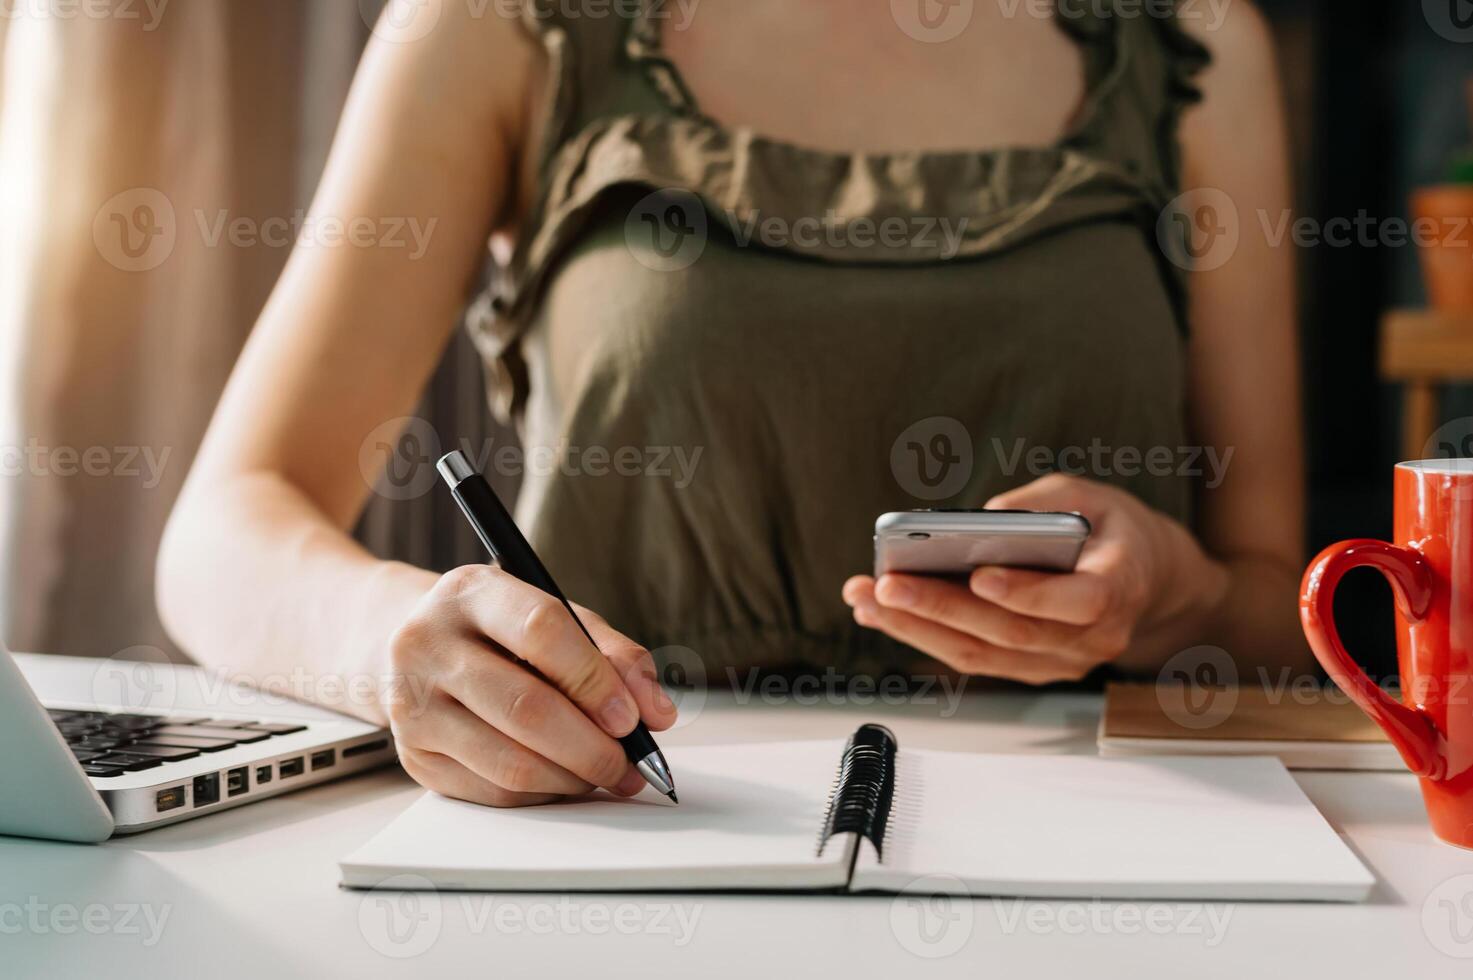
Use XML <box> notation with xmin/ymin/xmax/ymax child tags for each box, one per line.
<box><xmin>842</xmin><ymin>473</ymin><xmax>1228</xmax><ymax>684</ymax></box>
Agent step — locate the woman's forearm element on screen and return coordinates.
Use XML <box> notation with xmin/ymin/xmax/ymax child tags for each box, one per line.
<box><xmin>156</xmin><ymin>471</ymin><xmax>438</xmax><ymax>725</ymax></box>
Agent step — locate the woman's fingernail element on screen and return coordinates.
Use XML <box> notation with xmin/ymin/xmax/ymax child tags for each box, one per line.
<box><xmin>651</xmin><ymin>680</ymin><xmax>676</xmax><ymax>713</ymax></box>
<box><xmin>878</xmin><ymin>579</ymin><xmax>916</xmax><ymax>608</ymax></box>
<box><xmin>973</xmin><ymin>569</ymin><xmax>1008</xmax><ymax>598</ymax></box>
<box><xmin>599</xmin><ymin>696</ymin><xmax>637</xmax><ymax>734</ymax></box>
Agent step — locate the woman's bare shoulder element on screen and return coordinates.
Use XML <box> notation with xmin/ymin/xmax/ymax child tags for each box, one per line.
<box><xmin>1176</xmin><ymin>0</ymin><xmax>1284</xmax><ymax>182</ymax></box>
<box><xmin>354</xmin><ymin>1</ymin><xmax>545</xmax><ymax>160</ymax></box>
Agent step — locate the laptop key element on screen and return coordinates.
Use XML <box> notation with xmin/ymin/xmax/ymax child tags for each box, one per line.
<box><xmin>199</xmin><ymin>720</ymin><xmax>262</xmax><ymax>729</ymax></box>
<box><xmin>105</xmin><ymin>714</ymin><xmax>166</xmax><ymax>729</ymax></box>
<box><xmin>134</xmin><ymin>734</ymin><xmax>238</xmax><ymax>752</ymax></box>
<box><xmin>82</xmin><ymin>765</ymin><xmax>125</xmax><ymax>777</ymax></box>
<box><xmin>70</xmin><ymin>737</ymin><xmax>126</xmax><ymax>751</ymax></box>
<box><xmin>70</xmin><ymin>751</ymin><xmax>104</xmax><ymax>763</ymax></box>
<box><xmin>90</xmin><ymin>753</ymin><xmax>165</xmax><ymax>772</ymax></box>
<box><xmin>239</xmin><ymin>723</ymin><xmax>308</xmax><ymax>736</ymax></box>
<box><xmin>151</xmin><ymin>725</ymin><xmax>269</xmax><ymax>744</ymax></box>
<box><xmin>95</xmin><ymin>726</ymin><xmax>146</xmax><ymax>738</ymax></box>
<box><xmin>117</xmin><ymin>744</ymin><xmax>201</xmax><ymax>761</ymax></box>
<box><xmin>60</xmin><ymin>712</ymin><xmax>111</xmax><ymax>726</ymax></box>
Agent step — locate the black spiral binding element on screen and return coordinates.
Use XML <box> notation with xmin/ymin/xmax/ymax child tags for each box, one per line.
<box><xmin>817</xmin><ymin>724</ymin><xmax>898</xmax><ymax>861</ymax></box>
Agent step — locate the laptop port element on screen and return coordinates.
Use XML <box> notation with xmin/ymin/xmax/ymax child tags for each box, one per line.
<box><xmin>279</xmin><ymin>757</ymin><xmax>304</xmax><ymax>778</ymax></box>
<box><xmin>226</xmin><ymin>767</ymin><xmax>249</xmax><ymax>797</ymax></box>
<box><xmin>192</xmin><ymin>773</ymin><xmax>220</xmax><ymax>807</ymax></box>
<box><xmin>343</xmin><ymin>739</ymin><xmax>389</xmax><ymax>759</ymax></box>
<box><xmin>310</xmin><ymin>749</ymin><xmax>335</xmax><ymax>771</ymax></box>
<box><xmin>255</xmin><ymin>765</ymin><xmax>273</xmax><ymax>784</ymax></box>
<box><xmin>155</xmin><ymin>786</ymin><xmax>186</xmax><ymax>813</ymax></box>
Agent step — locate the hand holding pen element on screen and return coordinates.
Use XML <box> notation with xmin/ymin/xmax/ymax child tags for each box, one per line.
<box><xmin>377</xmin><ymin>453</ymin><xmax>678</xmax><ymax>808</ymax></box>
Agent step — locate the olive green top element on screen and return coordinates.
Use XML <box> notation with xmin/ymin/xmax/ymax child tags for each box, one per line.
<box><xmin>464</xmin><ymin>0</ymin><xmax>1211</xmax><ymax>679</ymax></box>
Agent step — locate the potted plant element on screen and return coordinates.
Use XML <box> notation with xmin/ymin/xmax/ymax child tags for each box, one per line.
<box><xmin>1413</xmin><ymin>80</ymin><xmax>1473</xmax><ymax>311</ymax></box>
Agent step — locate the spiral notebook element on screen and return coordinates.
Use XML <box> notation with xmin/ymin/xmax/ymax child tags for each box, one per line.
<box><xmin>340</xmin><ymin>725</ymin><xmax>1374</xmax><ymax>901</ymax></box>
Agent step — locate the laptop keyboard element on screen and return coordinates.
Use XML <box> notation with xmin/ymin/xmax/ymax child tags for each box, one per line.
<box><xmin>47</xmin><ymin>709</ymin><xmax>307</xmax><ymax>778</ymax></box>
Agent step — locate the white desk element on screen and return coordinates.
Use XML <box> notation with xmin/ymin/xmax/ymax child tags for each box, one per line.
<box><xmin>5</xmin><ymin>690</ymin><xmax>1472</xmax><ymax>979</ymax></box>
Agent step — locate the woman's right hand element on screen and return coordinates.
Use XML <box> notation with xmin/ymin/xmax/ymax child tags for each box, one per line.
<box><xmin>383</xmin><ymin>564</ymin><xmax>678</xmax><ymax>807</ymax></box>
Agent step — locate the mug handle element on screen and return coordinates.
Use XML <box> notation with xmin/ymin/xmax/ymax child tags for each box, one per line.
<box><xmin>1299</xmin><ymin>539</ymin><xmax>1444</xmax><ymax>779</ymax></box>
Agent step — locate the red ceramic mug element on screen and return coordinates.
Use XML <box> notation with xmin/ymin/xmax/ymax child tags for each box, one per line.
<box><xmin>1300</xmin><ymin>460</ymin><xmax>1473</xmax><ymax>848</ymax></box>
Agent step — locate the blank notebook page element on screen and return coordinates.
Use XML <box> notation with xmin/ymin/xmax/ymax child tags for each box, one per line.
<box><xmin>340</xmin><ymin>740</ymin><xmax>853</xmax><ymax>891</ymax></box>
<box><xmin>851</xmin><ymin>751</ymin><xmax>1375</xmax><ymax>901</ymax></box>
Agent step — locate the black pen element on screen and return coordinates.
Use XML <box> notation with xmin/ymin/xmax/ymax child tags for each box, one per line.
<box><xmin>435</xmin><ymin>450</ymin><xmax>677</xmax><ymax>803</ymax></box>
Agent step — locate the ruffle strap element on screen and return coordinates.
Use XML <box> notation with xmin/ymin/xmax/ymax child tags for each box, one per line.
<box><xmin>467</xmin><ymin>116</ymin><xmax>1165</xmax><ymax>420</ymax></box>
<box><xmin>467</xmin><ymin>0</ymin><xmax>1212</xmax><ymax>423</ymax></box>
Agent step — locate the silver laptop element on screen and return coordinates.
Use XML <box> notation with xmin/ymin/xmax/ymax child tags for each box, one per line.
<box><xmin>0</xmin><ymin>648</ymin><xmax>396</xmax><ymax>841</ymax></box>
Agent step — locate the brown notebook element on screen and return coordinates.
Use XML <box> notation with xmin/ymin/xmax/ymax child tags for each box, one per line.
<box><xmin>1098</xmin><ymin>682</ymin><xmax>1401</xmax><ymax>771</ymax></box>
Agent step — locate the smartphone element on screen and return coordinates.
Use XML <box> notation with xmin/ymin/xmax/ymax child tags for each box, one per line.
<box><xmin>873</xmin><ymin>509</ymin><xmax>1091</xmax><ymax>577</ymax></box>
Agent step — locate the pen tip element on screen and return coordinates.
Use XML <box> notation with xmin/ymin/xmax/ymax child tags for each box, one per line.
<box><xmin>667</xmin><ymin>790</ymin><xmax>679</xmax><ymax>805</ymax></box>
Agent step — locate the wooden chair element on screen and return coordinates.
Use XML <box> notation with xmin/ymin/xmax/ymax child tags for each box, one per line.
<box><xmin>1380</xmin><ymin>310</ymin><xmax>1473</xmax><ymax>461</ymax></box>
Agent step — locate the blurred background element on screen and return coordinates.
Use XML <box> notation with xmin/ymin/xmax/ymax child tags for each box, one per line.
<box><xmin>0</xmin><ymin>1</ymin><xmax>1469</xmax><ymax>675</ymax></box>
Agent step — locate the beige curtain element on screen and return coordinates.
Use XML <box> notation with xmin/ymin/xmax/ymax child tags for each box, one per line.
<box><xmin>0</xmin><ymin>1</ymin><xmax>499</xmax><ymax>661</ymax></box>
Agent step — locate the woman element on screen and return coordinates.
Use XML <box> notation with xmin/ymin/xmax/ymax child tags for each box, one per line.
<box><xmin>157</xmin><ymin>0</ymin><xmax>1307</xmax><ymax>807</ymax></box>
